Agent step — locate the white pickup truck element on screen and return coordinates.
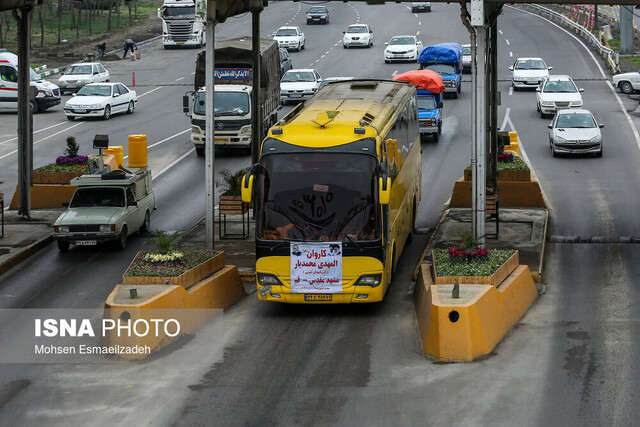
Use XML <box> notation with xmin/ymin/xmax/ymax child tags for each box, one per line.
<box><xmin>53</xmin><ymin>169</ymin><xmax>155</xmax><ymax>251</ymax></box>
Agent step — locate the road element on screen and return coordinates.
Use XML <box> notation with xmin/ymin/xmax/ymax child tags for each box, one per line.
<box><xmin>1</xmin><ymin>2</ymin><xmax>640</xmax><ymax>425</ymax></box>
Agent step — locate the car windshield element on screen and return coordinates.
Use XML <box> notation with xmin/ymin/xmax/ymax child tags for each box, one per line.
<box><xmin>425</xmin><ymin>64</ymin><xmax>455</xmax><ymax>74</ymax></box>
<box><xmin>308</xmin><ymin>7</ymin><xmax>325</xmax><ymax>13</ymax></box>
<box><xmin>257</xmin><ymin>152</ymin><xmax>380</xmax><ymax>242</ymax></box>
<box><xmin>70</xmin><ymin>187</ymin><xmax>125</xmax><ymax>208</ymax></box>
<box><xmin>543</xmin><ymin>80</ymin><xmax>577</xmax><ymax>93</ymax></box>
<box><xmin>76</xmin><ymin>85</ymin><xmax>111</xmax><ymax>96</ymax></box>
<box><xmin>282</xmin><ymin>71</ymin><xmax>315</xmax><ymax>82</ymax></box>
<box><xmin>418</xmin><ymin>96</ymin><xmax>436</xmax><ymax>110</ymax></box>
<box><xmin>65</xmin><ymin>65</ymin><xmax>92</xmax><ymax>75</ymax></box>
<box><xmin>347</xmin><ymin>26</ymin><xmax>367</xmax><ymax>33</ymax></box>
<box><xmin>276</xmin><ymin>29</ymin><xmax>297</xmax><ymax>37</ymax></box>
<box><xmin>162</xmin><ymin>6</ymin><xmax>195</xmax><ymax>18</ymax></box>
<box><xmin>390</xmin><ymin>37</ymin><xmax>415</xmax><ymax>45</ymax></box>
<box><xmin>515</xmin><ymin>59</ymin><xmax>546</xmax><ymax>70</ymax></box>
<box><xmin>556</xmin><ymin>114</ymin><xmax>596</xmax><ymax>128</ymax></box>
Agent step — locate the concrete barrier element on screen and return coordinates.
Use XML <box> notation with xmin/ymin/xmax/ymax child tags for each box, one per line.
<box><xmin>414</xmin><ymin>263</ymin><xmax>538</xmax><ymax>362</ymax></box>
<box><xmin>450</xmin><ymin>177</ymin><xmax>546</xmax><ymax>208</ymax></box>
<box><xmin>103</xmin><ymin>265</ymin><xmax>245</xmax><ymax>359</ymax></box>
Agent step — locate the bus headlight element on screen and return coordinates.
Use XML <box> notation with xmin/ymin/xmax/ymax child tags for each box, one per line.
<box><xmin>257</xmin><ymin>273</ymin><xmax>283</xmax><ymax>287</ymax></box>
<box><xmin>354</xmin><ymin>274</ymin><xmax>382</xmax><ymax>287</ymax></box>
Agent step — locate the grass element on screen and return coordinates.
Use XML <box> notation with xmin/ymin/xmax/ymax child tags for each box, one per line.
<box><xmin>465</xmin><ymin>156</ymin><xmax>529</xmax><ymax>171</ymax></box>
<box><xmin>0</xmin><ymin>1</ymin><xmax>159</xmax><ymax>53</ymax></box>
<box><xmin>433</xmin><ymin>248</ymin><xmax>517</xmax><ymax>277</ymax></box>
<box><xmin>35</xmin><ymin>163</ymin><xmax>90</xmax><ymax>173</ymax></box>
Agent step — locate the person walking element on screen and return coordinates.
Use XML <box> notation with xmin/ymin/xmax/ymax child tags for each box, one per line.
<box><xmin>96</xmin><ymin>42</ymin><xmax>106</xmax><ymax>59</ymax></box>
<box><xmin>123</xmin><ymin>39</ymin><xmax>137</xmax><ymax>59</ymax></box>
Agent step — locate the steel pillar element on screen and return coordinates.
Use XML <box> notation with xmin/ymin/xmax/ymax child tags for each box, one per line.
<box><xmin>251</xmin><ymin>10</ymin><xmax>262</xmax><ymax>165</ymax></box>
<box><xmin>205</xmin><ymin>10</ymin><xmax>216</xmax><ymax>249</ymax></box>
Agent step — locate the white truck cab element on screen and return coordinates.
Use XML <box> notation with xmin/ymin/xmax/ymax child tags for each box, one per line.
<box><xmin>0</xmin><ymin>51</ymin><xmax>61</xmax><ymax>113</ymax></box>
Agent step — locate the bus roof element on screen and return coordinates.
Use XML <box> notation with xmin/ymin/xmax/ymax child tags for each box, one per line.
<box><xmin>268</xmin><ymin>80</ymin><xmax>415</xmax><ymax>148</ymax></box>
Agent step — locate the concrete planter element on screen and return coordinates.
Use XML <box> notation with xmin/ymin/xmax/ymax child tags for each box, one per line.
<box><xmin>122</xmin><ymin>251</ymin><xmax>226</xmax><ymax>288</ymax></box>
<box><xmin>432</xmin><ymin>250</ymin><xmax>519</xmax><ymax>288</ymax></box>
<box><xmin>463</xmin><ymin>169</ymin><xmax>531</xmax><ymax>182</ymax></box>
<box><xmin>33</xmin><ymin>171</ymin><xmax>85</xmax><ymax>184</ymax></box>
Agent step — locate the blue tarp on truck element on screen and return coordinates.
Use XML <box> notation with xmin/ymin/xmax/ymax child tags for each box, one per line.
<box><xmin>418</xmin><ymin>43</ymin><xmax>463</xmax><ymax>98</ymax></box>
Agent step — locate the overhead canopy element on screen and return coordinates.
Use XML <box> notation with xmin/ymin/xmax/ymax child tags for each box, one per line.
<box><xmin>392</xmin><ymin>70</ymin><xmax>445</xmax><ymax>94</ymax></box>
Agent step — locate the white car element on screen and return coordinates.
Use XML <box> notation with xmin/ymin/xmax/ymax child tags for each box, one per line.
<box><xmin>280</xmin><ymin>69</ymin><xmax>322</xmax><ymax>104</ymax></box>
<box><xmin>536</xmin><ymin>75</ymin><xmax>584</xmax><ymax>118</ymax></box>
<box><xmin>318</xmin><ymin>76</ymin><xmax>355</xmax><ymax>90</ymax></box>
<box><xmin>548</xmin><ymin>109</ymin><xmax>604</xmax><ymax>157</ymax></box>
<box><xmin>509</xmin><ymin>57</ymin><xmax>552</xmax><ymax>89</ymax></box>
<box><xmin>57</xmin><ymin>62</ymin><xmax>110</xmax><ymax>95</ymax></box>
<box><xmin>384</xmin><ymin>35</ymin><xmax>423</xmax><ymax>63</ymax></box>
<box><xmin>64</xmin><ymin>82</ymin><xmax>137</xmax><ymax>120</ymax></box>
<box><xmin>461</xmin><ymin>44</ymin><xmax>472</xmax><ymax>73</ymax></box>
<box><xmin>343</xmin><ymin>24</ymin><xmax>373</xmax><ymax>48</ymax></box>
<box><xmin>612</xmin><ymin>70</ymin><xmax>640</xmax><ymax>94</ymax></box>
<box><xmin>273</xmin><ymin>26</ymin><xmax>305</xmax><ymax>51</ymax></box>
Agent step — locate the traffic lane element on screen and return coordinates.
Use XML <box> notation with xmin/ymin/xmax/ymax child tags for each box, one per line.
<box><xmin>535</xmin><ymin>243</ymin><xmax>640</xmax><ymax>425</ymax></box>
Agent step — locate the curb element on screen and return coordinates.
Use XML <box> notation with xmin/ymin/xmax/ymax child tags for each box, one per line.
<box><xmin>39</xmin><ymin>67</ymin><xmax>63</xmax><ymax>78</ymax></box>
<box><xmin>0</xmin><ymin>234</ymin><xmax>53</xmax><ymax>276</ymax></box>
<box><xmin>412</xmin><ymin>208</ymin><xmax>449</xmax><ymax>281</ymax></box>
<box><xmin>532</xmin><ymin>209</ymin><xmax>549</xmax><ymax>283</ymax></box>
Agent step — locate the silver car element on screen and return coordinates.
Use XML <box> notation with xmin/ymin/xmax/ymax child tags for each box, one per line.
<box><xmin>548</xmin><ymin>109</ymin><xmax>604</xmax><ymax>157</ymax></box>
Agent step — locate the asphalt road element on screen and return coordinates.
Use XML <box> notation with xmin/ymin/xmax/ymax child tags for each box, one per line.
<box><xmin>1</xmin><ymin>2</ymin><xmax>640</xmax><ymax>425</ymax></box>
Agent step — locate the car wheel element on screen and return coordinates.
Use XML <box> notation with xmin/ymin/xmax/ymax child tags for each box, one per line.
<box><xmin>596</xmin><ymin>146</ymin><xmax>603</xmax><ymax>157</ymax></box>
<box><xmin>552</xmin><ymin>144</ymin><xmax>558</xmax><ymax>157</ymax></box>
<box><xmin>537</xmin><ymin>102</ymin><xmax>540</xmax><ymax>112</ymax></box>
<box><xmin>620</xmin><ymin>81</ymin><xmax>634</xmax><ymax>94</ymax></box>
<box><xmin>302</xmin><ymin>41</ymin><xmax>305</xmax><ymax>50</ymax></box>
<box><xmin>140</xmin><ymin>211</ymin><xmax>151</xmax><ymax>233</ymax></box>
<box><xmin>540</xmin><ymin>110</ymin><xmax>546</xmax><ymax>119</ymax></box>
<box><xmin>57</xmin><ymin>240</ymin><xmax>70</xmax><ymax>252</ymax></box>
<box><xmin>127</xmin><ymin>101</ymin><xmax>134</xmax><ymax>114</ymax></box>
<box><xmin>103</xmin><ymin>105</ymin><xmax>111</xmax><ymax>120</ymax></box>
<box><xmin>385</xmin><ymin>60</ymin><xmax>389</xmax><ymax>64</ymax></box>
<box><xmin>29</xmin><ymin>100</ymin><xmax>39</xmax><ymax>114</ymax></box>
<box><xmin>412</xmin><ymin>7</ymin><xmax>417</xmax><ymax>12</ymax></box>
<box><xmin>343</xmin><ymin>44</ymin><xmax>347</xmax><ymax>49</ymax></box>
<box><xmin>457</xmin><ymin>83</ymin><xmax>461</xmax><ymax>94</ymax></box>
<box><xmin>433</xmin><ymin>132</ymin><xmax>439</xmax><ymax>142</ymax></box>
<box><xmin>195</xmin><ymin>146</ymin><xmax>205</xmax><ymax>156</ymax></box>
<box><xmin>452</xmin><ymin>91</ymin><xmax>458</xmax><ymax>99</ymax></box>
<box><xmin>116</xmin><ymin>226</ymin><xmax>128</xmax><ymax>250</ymax></box>
<box><xmin>67</xmin><ymin>115</ymin><xmax>75</xmax><ymax>121</ymax></box>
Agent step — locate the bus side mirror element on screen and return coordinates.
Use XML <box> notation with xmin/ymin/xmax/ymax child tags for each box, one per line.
<box><xmin>241</xmin><ymin>166</ymin><xmax>257</xmax><ymax>203</ymax></box>
<box><xmin>379</xmin><ymin>176</ymin><xmax>391</xmax><ymax>205</ymax></box>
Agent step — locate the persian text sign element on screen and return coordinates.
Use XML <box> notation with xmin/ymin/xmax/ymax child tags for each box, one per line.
<box><xmin>290</xmin><ymin>242</ymin><xmax>342</xmax><ymax>293</ymax></box>
<box><xmin>214</xmin><ymin>68</ymin><xmax>251</xmax><ymax>80</ymax></box>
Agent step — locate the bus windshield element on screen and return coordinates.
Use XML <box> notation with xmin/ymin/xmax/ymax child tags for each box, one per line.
<box><xmin>257</xmin><ymin>153</ymin><xmax>380</xmax><ymax>242</ymax></box>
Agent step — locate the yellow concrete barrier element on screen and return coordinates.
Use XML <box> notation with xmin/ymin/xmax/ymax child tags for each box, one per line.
<box><xmin>128</xmin><ymin>134</ymin><xmax>148</xmax><ymax>168</ymax></box>
<box><xmin>103</xmin><ymin>265</ymin><xmax>246</xmax><ymax>359</ymax></box>
<box><xmin>450</xmin><ymin>177</ymin><xmax>546</xmax><ymax>208</ymax></box>
<box><xmin>414</xmin><ymin>263</ymin><xmax>538</xmax><ymax>362</ymax></box>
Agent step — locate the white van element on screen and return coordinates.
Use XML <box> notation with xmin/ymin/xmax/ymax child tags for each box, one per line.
<box><xmin>0</xmin><ymin>51</ymin><xmax>61</xmax><ymax>113</ymax></box>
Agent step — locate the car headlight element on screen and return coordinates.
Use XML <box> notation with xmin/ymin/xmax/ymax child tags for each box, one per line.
<box><xmin>555</xmin><ymin>135</ymin><xmax>567</xmax><ymax>143</ymax></box>
<box><xmin>589</xmin><ymin>135</ymin><xmax>601</xmax><ymax>143</ymax></box>
<box><xmin>99</xmin><ymin>224</ymin><xmax>114</xmax><ymax>232</ymax></box>
<box><xmin>354</xmin><ymin>274</ymin><xmax>382</xmax><ymax>287</ymax></box>
<box><xmin>570</xmin><ymin>101</ymin><xmax>583</xmax><ymax>107</ymax></box>
<box><xmin>89</xmin><ymin>104</ymin><xmax>102</xmax><ymax>109</ymax></box>
<box><xmin>257</xmin><ymin>273</ymin><xmax>283</xmax><ymax>286</ymax></box>
<box><xmin>42</xmin><ymin>89</ymin><xmax>53</xmax><ymax>96</ymax></box>
<box><xmin>541</xmin><ymin>100</ymin><xmax>554</xmax><ymax>106</ymax></box>
<box><xmin>55</xmin><ymin>225</ymin><xmax>69</xmax><ymax>233</ymax></box>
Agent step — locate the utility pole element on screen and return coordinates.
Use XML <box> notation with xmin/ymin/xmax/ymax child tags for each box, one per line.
<box><xmin>205</xmin><ymin>3</ymin><xmax>216</xmax><ymax>249</ymax></box>
<box><xmin>251</xmin><ymin>9</ymin><xmax>262</xmax><ymax>165</ymax></box>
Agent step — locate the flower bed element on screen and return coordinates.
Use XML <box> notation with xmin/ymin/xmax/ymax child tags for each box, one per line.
<box><xmin>432</xmin><ymin>249</ymin><xmax>518</xmax><ymax>287</ymax></box>
<box><xmin>464</xmin><ymin>156</ymin><xmax>530</xmax><ymax>181</ymax></box>
<box><xmin>122</xmin><ymin>250</ymin><xmax>225</xmax><ymax>288</ymax></box>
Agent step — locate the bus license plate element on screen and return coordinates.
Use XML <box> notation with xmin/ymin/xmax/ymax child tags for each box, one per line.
<box><xmin>214</xmin><ymin>138</ymin><xmax>229</xmax><ymax>142</ymax></box>
<box><xmin>75</xmin><ymin>240</ymin><xmax>97</xmax><ymax>246</ymax></box>
<box><xmin>305</xmin><ymin>294</ymin><xmax>332</xmax><ymax>301</ymax></box>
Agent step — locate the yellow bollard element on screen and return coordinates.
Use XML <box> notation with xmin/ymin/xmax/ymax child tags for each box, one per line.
<box><xmin>128</xmin><ymin>134</ymin><xmax>148</xmax><ymax>168</ymax></box>
<box><xmin>103</xmin><ymin>146</ymin><xmax>124</xmax><ymax>169</ymax></box>
<box><xmin>508</xmin><ymin>131</ymin><xmax>518</xmax><ymax>144</ymax></box>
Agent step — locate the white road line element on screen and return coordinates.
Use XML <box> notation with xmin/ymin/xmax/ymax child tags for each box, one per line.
<box><xmin>175</xmin><ymin>77</ymin><xmax>185</xmax><ymax>81</ymax></box>
<box><xmin>154</xmin><ymin>148</ymin><xmax>195</xmax><ymax>179</ymax></box>
<box><xmin>416</xmin><ymin>31</ymin><xmax>420</xmax><ymax>36</ymax></box>
<box><xmin>505</xmin><ymin>39</ymin><xmax>510</xmax><ymax>45</ymax></box>
<box><xmin>499</xmin><ymin>30</ymin><xmax>504</xmax><ymax>35</ymax></box>
<box><xmin>418</xmin><ymin>21</ymin><xmax>421</xmax><ymax>26</ymax></box>
<box><xmin>138</xmin><ymin>87</ymin><xmax>162</xmax><ymax>98</ymax></box>
<box><xmin>444</xmin><ymin>197</ymin><xmax>451</xmax><ymax>206</ymax></box>
<box><xmin>0</xmin><ymin>121</ymin><xmax>70</xmax><ymax>146</ymax></box>
<box><xmin>516</xmin><ymin>6</ymin><xmax>640</xmax><ymax>152</ymax></box>
<box><xmin>0</xmin><ymin>122</ymin><xmax>85</xmax><ymax>161</ymax></box>
<box><xmin>123</xmin><ymin>129</ymin><xmax>191</xmax><ymax>160</ymax></box>
<box><xmin>392</xmin><ymin>70</ymin><xmax>399</xmax><ymax>77</ymax></box>
<box><xmin>509</xmin><ymin>51</ymin><xmax>513</xmax><ymax>57</ymax></box>
<box><xmin>509</xmin><ymin>86</ymin><xmax>513</xmax><ymax>96</ymax></box>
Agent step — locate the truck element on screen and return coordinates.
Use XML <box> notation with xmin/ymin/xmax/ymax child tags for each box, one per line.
<box><xmin>53</xmin><ymin>168</ymin><xmax>155</xmax><ymax>252</ymax></box>
<box><xmin>157</xmin><ymin>0</ymin><xmax>206</xmax><ymax>48</ymax></box>
<box><xmin>418</xmin><ymin>42</ymin><xmax>463</xmax><ymax>99</ymax></box>
<box><xmin>184</xmin><ymin>37</ymin><xmax>281</xmax><ymax>156</ymax></box>
<box><xmin>392</xmin><ymin>69</ymin><xmax>445</xmax><ymax>142</ymax></box>
<box><xmin>0</xmin><ymin>51</ymin><xmax>61</xmax><ymax>113</ymax></box>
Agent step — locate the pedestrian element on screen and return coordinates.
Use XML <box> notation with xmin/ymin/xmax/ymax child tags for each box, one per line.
<box><xmin>123</xmin><ymin>39</ymin><xmax>137</xmax><ymax>59</ymax></box>
<box><xmin>96</xmin><ymin>43</ymin><xmax>106</xmax><ymax>59</ymax></box>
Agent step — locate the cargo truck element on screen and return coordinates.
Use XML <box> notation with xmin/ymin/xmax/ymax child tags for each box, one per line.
<box><xmin>157</xmin><ymin>0</ymin><xmax>206</xmax><ymax>48</ymax></box>
<box><xmin>418</xmin><ymin>43</ymin><xmax>463</xmax><ymax>98</ymax></box>
<box><xmin>392</xmin><ymin>69</ymin><xmax>445</xmax><ymax>142</ymax></box>
<box><xmin>184</xmin><ymin>37</ymin><xmax>281</xmax><ymax>156</ymax></box>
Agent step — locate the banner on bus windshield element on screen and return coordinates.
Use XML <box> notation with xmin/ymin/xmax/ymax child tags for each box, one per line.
<box><xmin>290</xmin><ymin>242</ymin><xmax>342</xmax><ymax>293</ymax></box>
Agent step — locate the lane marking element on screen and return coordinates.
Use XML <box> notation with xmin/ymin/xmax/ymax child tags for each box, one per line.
<box><xmin>505</xmin><ymin>39</ymin><xmax>510</xmax><ymax>45</ymax></box>
<box><xmin>154</xmin><ymin>148</ymin><xmax>195</xmax><ymax>179</ymax></box>
<box><xmin>509</xmin><ymin>51</ymin><xmax>513</xmax><ymax>57</ymax></box>
<box><xmin>509</xmin><ymin>86</ymin><xmax>513</xmax><ymax>96</ymax></box>
<box><xmin>0</xmin><ymin>122</ymin><xmax>84</xmax><ymax>161</ymax></box>
<box><xmin>123</xmin><ymin>128</ymin><xmax>191</xmax><ymax>160</ymax></box>
<box><xmin>175</xmin><ymin>77</ymin><xmax>185</xmax><ymax>81</ymax></box>
<box><xmin>138</xmin><ymin>87</ymin><xmax>162</xmax><ymax>98</ymax></box>
<box><xmin>499</xmin><ymin>30</ymin><xmax>504</xmax><ymax>35</ymax></box>
<box><xmin>0</xmin><ymin>121</ymin><xmax>70</xmax><ymax>146</ymax></box>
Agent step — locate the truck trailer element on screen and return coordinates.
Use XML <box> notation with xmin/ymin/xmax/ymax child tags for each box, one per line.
<box><xmin>184</xmin><ymin>37</ymin><xmax>281</xmax><ymax>156</ymax></box>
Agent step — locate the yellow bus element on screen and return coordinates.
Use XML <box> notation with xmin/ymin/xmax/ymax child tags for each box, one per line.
<box><xmin>242</xmin><ymin>80</ymin><xmax>421</xmax><ymax>303</ymax></box>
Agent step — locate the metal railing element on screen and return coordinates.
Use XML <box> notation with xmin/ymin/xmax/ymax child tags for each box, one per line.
<box><xmin>518</xmin><ymin>4</ymin><xmax>620</xmax><ymax>74</ymax></box>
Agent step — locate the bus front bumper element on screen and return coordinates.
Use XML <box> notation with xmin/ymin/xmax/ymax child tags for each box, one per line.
<box><xmin>256</xmin><ymin>284</ymin><xmax>384</xmax><ymax>304</ymax></box>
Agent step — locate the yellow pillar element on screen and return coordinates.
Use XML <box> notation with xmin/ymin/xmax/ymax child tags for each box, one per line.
<box><xmin>128</xmin><ymin>134</ymin><xmax>148</xmax><ymax>168</ymax></box>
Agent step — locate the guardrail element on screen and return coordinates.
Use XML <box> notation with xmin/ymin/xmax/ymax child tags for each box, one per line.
<box><xmin>519</xmin><ymin>4</ymin><xmax>620</xmax><ymax>74</ymax></box>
